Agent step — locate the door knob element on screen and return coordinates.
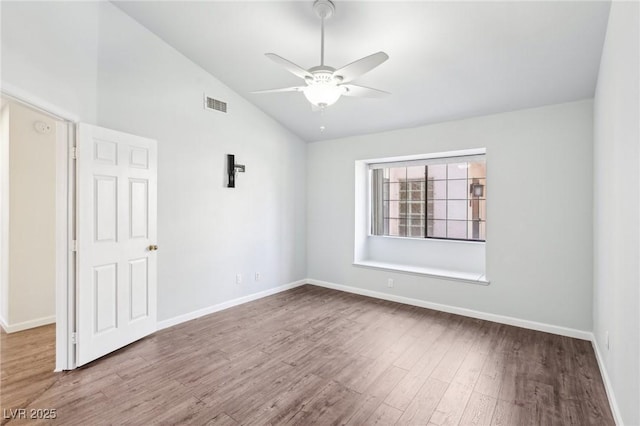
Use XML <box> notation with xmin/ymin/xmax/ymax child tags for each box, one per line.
<box><xmin>148</xmin><ymin>245</ymin><xmax>158</xmax><ymax>251</ymax></box>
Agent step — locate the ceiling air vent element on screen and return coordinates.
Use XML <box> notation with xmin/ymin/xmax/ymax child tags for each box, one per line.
<box><xmin>204</xmin><ymin>95</ymin><xmax>227</xmax><ymax>113</ymax></box>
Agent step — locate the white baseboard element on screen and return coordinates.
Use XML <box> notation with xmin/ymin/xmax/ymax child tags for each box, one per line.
<box><xmin>306</xmin><ymin>278</ymin><xmax>592</xmax><ymax>341</ymax></box>
<box><xmin>0</xmin><ymin>315</ymin><xmax>56</xmax><ymax>333</ymax></box>
<box><xmin>157</xmin><ymin>279</ymin><xmax>307</xmax><ymax>331</ymax></box>
<box><xmin>591</xmin><ymin>335</ymin><xmax>624</xmax><ymax>425</ymax></box>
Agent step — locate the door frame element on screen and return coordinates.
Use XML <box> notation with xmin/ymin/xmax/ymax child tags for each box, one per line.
<box><xmin>1</xmin><ymin>82</ymin><xmax>78</xmax><ymax>371</ymax></box>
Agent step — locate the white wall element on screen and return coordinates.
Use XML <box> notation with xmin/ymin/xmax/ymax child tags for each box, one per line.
<box><xmin>5</xmin><ymin>101</ymin><xmax>57</xmax><ymax>327</ymax></box>
<box><xmin>0</xmin><ymin>1</ymin><xmax>99</xmax><ymax>123</ymax></box>
<box><xmin>1</xmin><ymin>1</ymin><xmax>307</xmax><ymax>322</ymax></box>
<box><xmin>94</xmin><ymin>3</ymin><xmax>307</xmax><ymax>319</ymax></box>
<box><xmin>366</xmin><ymin>237</ymin><xmax>485</xmax><ymax>277</ymax></box>
<box><xmin>593</xmin><ymin>2</ymin><xmax>640</xmax><ymax>425</ymax></box>
<box><xmin>308</xmin><ymin>100</ymin><xmax>594</xmax><ymax>331</ymax></box>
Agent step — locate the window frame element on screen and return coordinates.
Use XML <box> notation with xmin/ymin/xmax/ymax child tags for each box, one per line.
<box><xmin>368</xmin><ymin>152</ymin><xmax>487</xmax><ymax>243</ymax></box>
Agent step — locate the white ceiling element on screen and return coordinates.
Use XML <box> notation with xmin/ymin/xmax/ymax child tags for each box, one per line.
<box><xmin>113</xmin><ymin>1</ymin><xmax>610</xmax><ymax>142</ymax></box>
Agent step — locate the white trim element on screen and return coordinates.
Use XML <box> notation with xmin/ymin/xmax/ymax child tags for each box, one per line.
<box><xmin>0</xmin><ymin>315</ymin><xmax>8</xmax><ymax>333</ymax></box>
<box><xmin>0</xmin><ymin>315</ymin><xmax>56</xmax><ymax>333</ymax></box>
<box><xmin>54</xmin><ymin>120</ymin><xmax>68</xmax><ymax>371</ymax></box>
<box><xmin>306</xmin><ymin>278</ymin><xmax>591</xmax><ymax>340</ymax></box>
<box><xmin>0</xmin><ymin>102</ymin><xmax>10</xmax><ymax>334</ymax></box>
<box><xmin>1</xmin><ymin>82</ymin><xmax>79</xmax><ymax>123</ymax></box>
<box><xmin>362</xmin><ymin>147</ymin><xmax>487</xmax><ymax>168</ymax></box>
<box><xmin>157</xmin><ymin>280</ymin><xmax>307</xmax><ymax>331</ymax></box>
<box><xmin>591</xmin><ymin>335</ymin><xmax>624</xmax><ymax>426</ymax></box>
<box><xmin>368</xmin><ymin>153</ymin><xmax>485</xmax><ymax>170</ymax></box>
<box><xmin>353</xmin><ymin>260</ymin><xmax>489</xmax><ymax>285</ymax></box>
<box><xmin>54</xmin><ymin>121</ymin><xmax>75</xmax><ymax>372</ymax></box>
<box><xmin>65</xmin><ymin>122</ymin><xmax>77</xmax><ymax>371</ymax></box>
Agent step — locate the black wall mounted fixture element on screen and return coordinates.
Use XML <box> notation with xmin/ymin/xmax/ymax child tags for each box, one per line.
<box><xmin>227</xmin><ymin>154</ymin><xmax>246</xmax><ymax>188</ymax></box>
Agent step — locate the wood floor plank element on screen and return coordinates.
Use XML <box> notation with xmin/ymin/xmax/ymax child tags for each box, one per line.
<box><xmin>473</xmin><ymin>325</ymin><xmax>509</xmax><ymax>398</ymax></box>
<box><xmin>365</xmin><ymin>403</ymin><xmax>404</xmax><ymax>425</ymax></box>
<box><xmin>384</xmin><ymin>371</ymin><xmax>430</xmax><ymax>411</ymax></box>
<box><xmin>490</xmin><ymin>399</ymin><xmax>529</xmax><ymax>426</ymax></box>
<box><xmin>363</xmin><ymin>365</ymin><xmax>408</xmax><ymax>400</ymax></box>
<box><xmin>396</xmin><ymin>377</ymin><xmax>449</xmax><ymax>425</ymax></box>
<box><xmin>242</xmin><ymin>373</ymin><xmax>328</xmax><ymax>425</ymax></box>
<box><xmin>459</xmin><ymin>392</ymin><xmax>498</xmax><ymax>426</ymax></box>
<box><xmin>429</xmin><ymin>349</ymin><xmax>488</xmax><ymax>425</ymax></box>
<box><xmin>384</xmin><ymin>318</ymin><xmax>460</xmax><ymax>411</ymax></box>
<box><xmin>496</xmin><ymin>326</ymin><xmax>525</xmax><ymax>403</ymax></box>
<box><xmin>430</xmin><ymin>318</ymin><xmax>483</xmax><ymax>383</ymax></box>
<box><xmin>1</xmin><ymin>285</ymin><xmax>615</xmax><ymax>425</ymax></box>
<box><xmin>569</xmin><ymin>337</ymin><xmax>614</xmax><ymax>425</ymax></box>
<box><xmin>344</xmin><ymin>394</ymin><xmax>384</xmax><ymax>426</ymax></box>
<box><xmin>429</xmin><ymin>381</ymin><xmax>476</xmax><ymax>426</ymax></box>
<box><xmin>286</xmin><ymin>380</ymin><xmax>362</xmax><ymax>425</ymax></box>
<box><xmin>393</xmin><ymin>319</ymin><xmax>445</xmax><ymax>370</ymax></box>
<box><xmin>345</xmin><ymin>365</ymin><xmax>409</xmax><ymax>425</ymax></box>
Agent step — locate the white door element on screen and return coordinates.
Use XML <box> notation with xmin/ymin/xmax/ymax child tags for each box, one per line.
<box><xmin>76</xmin><ymin>124</ymin><xmax>157</xmax><ymax>366</ymax></box>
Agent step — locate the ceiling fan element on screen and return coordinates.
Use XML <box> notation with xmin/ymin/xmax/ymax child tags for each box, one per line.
<box><xmin>251</xmin><ymin>0</ymin><xmax>390</xmax><ymax>110</ymax></box>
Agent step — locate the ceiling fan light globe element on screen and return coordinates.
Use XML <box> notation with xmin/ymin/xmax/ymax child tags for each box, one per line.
<box><xmin>303</xmin><ymin>83</ymin><xmax>343</xmax><ymax>107</ymax></box>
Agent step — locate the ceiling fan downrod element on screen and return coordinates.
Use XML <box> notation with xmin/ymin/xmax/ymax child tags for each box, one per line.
<box><xmin>313</xmin><ymin>0</ymin><xmax>335</xmax><ymax>66</ymax></box>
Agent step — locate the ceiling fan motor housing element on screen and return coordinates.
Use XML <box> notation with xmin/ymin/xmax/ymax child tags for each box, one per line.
<box><xmin>308</xmin><ymin>66</ymin><xmax>339</xmax><ymax>83</ymax></box>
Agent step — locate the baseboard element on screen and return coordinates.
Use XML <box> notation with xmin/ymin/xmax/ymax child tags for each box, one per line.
<box><xmin>306</xmin><ymin>278</ymin><xmax>592</xmax><ymax>341</ymax></box>
<box><xmin>591</xmin><ymin>335</ymin><xmax>624</xmax><ymax>425</ymax></box>
<box><xmin>157</xmin><ymin>279</ymin><xmax>307</xmax><ymax>331</ymax></box>
<box><xmin>0</xmin><ymin>315</ymin><xmax>56</xmax><ymax>333</ymax></box>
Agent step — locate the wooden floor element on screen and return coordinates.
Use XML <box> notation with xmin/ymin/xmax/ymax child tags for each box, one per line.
<box><xmin>1</xmin><ymin>285</ymin><xmax>613</xmax><ymax>425</ymax></box>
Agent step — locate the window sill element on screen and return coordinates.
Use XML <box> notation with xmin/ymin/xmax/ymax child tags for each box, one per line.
<box><xmin>352</xmin><ymin>260</ymin><xmax>489</xmax><ymax>285</ymax></box>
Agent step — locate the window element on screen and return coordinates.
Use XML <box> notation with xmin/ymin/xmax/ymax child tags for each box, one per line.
<box><xmin>371</xmin><ymin>154</ymin><xmax>486</xmax><ymax>241</ymax></box>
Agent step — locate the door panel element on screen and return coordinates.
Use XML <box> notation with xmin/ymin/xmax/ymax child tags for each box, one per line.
<box><xmin>77</xmin><ymin>123</ymin><xmax>157</xmax><ymax>366</ymax></box>
<box><xmin>129</xmin><ymin>179</ymin><xmax>148</xmax><ymax>238</ymax></box>
<box><xmin>129</xmin><ymin>258</ymin><xmax>149</xmax><ymax>320</ymax></box>
<box><xmin>94</xmin><ymin>176</ymin><xmax>117</xmax><ymax>242</ymax></box>
<box><xmin>93</xmin><ymin>264</ymin><xmax>118</xmax><ymax>333</ymax></box>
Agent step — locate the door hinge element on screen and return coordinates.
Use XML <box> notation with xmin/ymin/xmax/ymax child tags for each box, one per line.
<box><xmin>70</xmin><ymin>147</ymin><xmax>78</xmax><ymax>160</ymax></box>
<box><xmin>71</xmin><ymin>332</ymin><xmax>77</xmax><ymax>345</ymax></box>
<box><xmin>71</xmin><ymin>240</ymin><xmax>78</xmax><ymax>252</ymax></box>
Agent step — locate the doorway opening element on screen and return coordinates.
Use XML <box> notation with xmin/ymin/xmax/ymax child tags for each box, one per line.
<box><xmin>0</xmin><ymin>92</ymin><xmax>76</xmax><ymax>372</ymax></box>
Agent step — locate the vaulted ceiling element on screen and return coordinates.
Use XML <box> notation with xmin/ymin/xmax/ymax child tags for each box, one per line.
<box><xmin>114</xmin><ymin>1</ymin><xmax>610</xmax><ymax>142</ymax></box>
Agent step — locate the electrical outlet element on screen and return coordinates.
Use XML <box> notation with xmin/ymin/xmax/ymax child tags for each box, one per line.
<box><xmin>387</xmin><ymin>278</ymin><xmax>394</xmax><ymax>288</ymax></box>
<box><xmin>605</xmin><ymin>331</ymin><xmax>610</xmax><ymax>350</ymax></box>
<box><xmin>255</xmin><ymin>272</ymin><xmax>261</xmax><ymax>282</ymax></box>
<box><xmin>236</xmin><ymin>273</ymin><xmax>242</xmax><ymax>285</ymax></box>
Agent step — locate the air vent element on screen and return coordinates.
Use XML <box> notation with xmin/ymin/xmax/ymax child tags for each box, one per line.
<box><xmin>204</xmin><ymin>95</ymin><xmax>227</xmax><ymax>113</ymax></box>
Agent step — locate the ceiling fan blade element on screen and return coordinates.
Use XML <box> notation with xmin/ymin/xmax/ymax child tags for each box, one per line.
<box><xmin>251</xmin><ymin>86</ymin><xmax>305</xmax><ymax>94</ymax></box>
<box><xmin>341</xmin><ymin>84</ymin><xmax>390</xmax><ymax>98</ymax></box>
<box><xmin>333</xmin><ymin>52</ymin><xmax>389</xmax><ymax>83</ymax></box>
<box><xmin>265</xmin><ymin>53</ymin><xmax>312</xmax><ymax>80</ymax></box>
